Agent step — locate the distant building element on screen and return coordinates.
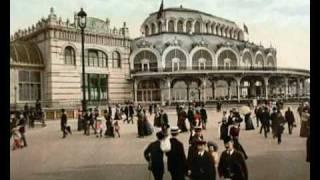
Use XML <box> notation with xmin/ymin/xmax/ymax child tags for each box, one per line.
<box><xmin>10</xmin><ymin>6</ymin><xmax>310</xmax><ymax>115</ymax></box>
<box><xmin>130</xmin><ymin>6</ymin><xmax>310</xmax><ymax>105</ymax></box>
<box><xmin>10</xmin><ymin>7</ymin><xmax>131</xmax><ymax>112</ymax></box>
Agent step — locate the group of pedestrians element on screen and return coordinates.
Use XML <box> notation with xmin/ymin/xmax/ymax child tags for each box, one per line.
<box><xmin>144</xmin><ymin>125</ymin><xmax>248</xmax><ymax>180</ymax></box>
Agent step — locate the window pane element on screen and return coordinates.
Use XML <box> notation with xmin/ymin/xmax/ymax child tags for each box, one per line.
<box><xmin>19</xmin><ymin>71</ymin><xmax>29</xmax><ymax>82</ymax></box>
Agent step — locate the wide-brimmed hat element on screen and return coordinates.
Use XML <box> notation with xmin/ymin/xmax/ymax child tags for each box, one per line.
<box><xmin>156</xmin><ymin>131</ymin><xmax>165</xmax><ymax>140</ymax></box>
<box><xmin>223</xmin><ymin>136</ymin><xmax>233</xmax><ymax>144</ymax></box>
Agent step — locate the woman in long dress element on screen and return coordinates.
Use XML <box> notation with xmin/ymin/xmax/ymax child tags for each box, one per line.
<box><xmin>300</xmin><ymin>107</ymin><xmax>310</xmax><ymax>137</ymax></box>
<box><xmin>219</xmin><ymin>111</ymin><xmax>229</xmax><ymax>141</ymax></box>
<box><xmin>244</xmin><ymin>113</ymin><xmax>255</xmax><ymax>130</ymax></box>
<box><xmin>104</xmin><ymin>110</ymin><xmax>114</xmax><ymax>137</ymax></box>
<box><xmin>230</xmin><ymin>122</ymin><xmax>248</xmax><ymax>160</ymax></box>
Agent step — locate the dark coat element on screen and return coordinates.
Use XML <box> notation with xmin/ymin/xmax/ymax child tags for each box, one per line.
<box><xmin>129</xmin><ymin>105</ymin><xmax>134</xmax><ymax>116</ymax></box>
<box><xmin>200</xmin><ymin>108</ymin><xmax>207</xmax><ymax>123</ymax></box>
<box><xmin>273</xmin><ymin>113</ymin><xmax>286</xmax><ymax>135</ymax></box>
<box><xmin>61</xmin><ymin>113</ymin><xmax>67</xmax><ymax>130</ymax></box>
<box><xmin>187</xmin><ymin>109</ymin><xmax>194</xmax><ymax>123</ymax></box>
<box><xmin>189</xmin><ymin>151</ymin><xmax>216</xmax><ymax>180</ymax></box>
<box><xmin>261</xmin><ymin>111</ymin><xmax>270</xmax><ymax>125</ymax></box>
<box><xmin>159</xmin><ymin>113</ymin><xmax>168</xmax><ymax>126</ymax></box>
<box><xmin>144</xmin><ymin>140</ymin><xmax>164</xmax><ymax>173</ymax></box>
<box><xmin>166</xmin><ymin>138</ymin><xmax>188</xmax><ymax>174</ymax></box>
<box><xmin>218</xmin><ymin>150</ymin><xmax>248</xmax><ymax>180</ymax></box>
<box><xmin>285</xmin><ymin>110</ymin><xmax>295</xmax><ymax>124</ymax></box>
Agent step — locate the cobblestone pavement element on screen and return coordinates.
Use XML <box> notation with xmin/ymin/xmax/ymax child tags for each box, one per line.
<box><xmin>10</xmin><ymin>105</ymin><xmax>310</xmax><ymax>180</ymax></box>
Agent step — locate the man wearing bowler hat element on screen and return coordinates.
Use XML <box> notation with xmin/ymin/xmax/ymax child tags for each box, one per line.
<box><xmin>218</xmin><ymin>136</ymin><xmax>248</xmax><ymax>180</ymax></box>
<box><xmin>188</xmin><ymin>139</ymin><xmax>216</xmax><ymax>180</ymax></box>
<box><xmin>188</xmin><ymin>126</ymin><xmax>204</xmax><ymax>171</ymax></box>
<box><xmin>144</xmin><ymin>131</ymin><xmax>165</xmax><ymax>180</ymax></box>
<box><xmin>166</xmin><ymin>127</ymin><xmax>188</xmax><ymax>180</ymax></box>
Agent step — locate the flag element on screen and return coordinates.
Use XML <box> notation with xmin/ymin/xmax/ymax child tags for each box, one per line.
<box><xmin>243</xmin><ymin>24</ymin><xmax>249</xmax><ymax>34</ymax></box>
<box><xmin>157</xmin><ymin>0</ymin><xmax>164</xmax><ymax>19</ymax></box>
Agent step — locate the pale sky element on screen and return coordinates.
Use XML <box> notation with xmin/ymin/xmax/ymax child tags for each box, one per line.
<box><xmin>10</xmin><ymin>0</ymin><xmax>310</xmax><ymax>70</ymax></box>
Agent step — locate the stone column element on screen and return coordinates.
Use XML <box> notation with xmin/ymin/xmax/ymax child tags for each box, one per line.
<box><xmin>301</xmin><ymin>78</ymin><xmax>305</xmax><ymax>96</ymax></box>
<box><xmin>296</xmin><ymin>78</ymin><xmax>300</xmax><ymax>96</ymax></box>
<box><xmin>134</xmin><ymin>79</ymin><xmax>138</xmax><ymax>105</ymax></box>
<box><xmin>235</xmin><ymin>77</ymin><xmax>241</xmax><ymax>102</ymax></box>
<box><xmin>263</xmin><ymin>77</ymin><xmax>269</xmax><ymax>100</ymax></box>
<box><xmin>228</xmin><ymin>80</ymin><xmax>232</xmax><ymax>100</ymax></box>
<box><xmin>166</xmin><ymin>77</ymin><xmax>172</xmax><ymax>105</ymax></box>
<box><xmin>284</xmin><ymin>77</ymin><xmax>288</xmax><ymax>99</ymax></box>
<box><xmin>186</xmin><ymin>81</ymin><xmax>190</xmax><ymax>102</ymax></box>
<box><xmin>212</xmin><ymin>80</ymin><xmax>216</xmax><ymax>100</ymax></box>
<box><xmin>202</xmin><ymin>77</ymin><xmax>207</xmax><ymax>103</ymax></box>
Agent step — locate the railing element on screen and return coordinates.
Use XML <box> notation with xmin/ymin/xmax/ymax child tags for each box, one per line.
<box><xmin>131</xmin><ymin>66</ymin><xmax>310</xmax><ymax>74</ymax></box>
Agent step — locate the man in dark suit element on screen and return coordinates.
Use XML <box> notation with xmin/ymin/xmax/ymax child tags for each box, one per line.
<box><xmin>260</xmin><ymin>107</ymin><xmax>270</xmax><ymax>138</ymax></box>
<box><xmin>129</xmin><ymin>103</ymin><xmax>134</xmax><ymax>124</ymax></box>
<box><xmin>60</xmin><ymin>109</ymin><xmax>67</xmax><ymax>138</ymax></box>
<box><xmin>285</xmin><ymin>107</ymin><xmax>295</xmax><ymax>135</ymax></box>
<box><xmin>218</xmin><ymin>136</ymin><xmax>248</xmax><ymax>180</ymax></box>
<box><xmin>200</xmin><ymin>104</ymin><xmax>208</xmax><ymax>130</ymax></box>
<box><xmin>166</xmin><ymin>127</ymin><xmax>188</xmax><ymax>180</ymax></box>
<box><xmin>159</xmin><ymin>109</ymin><xmax>169</xmax><ymax>132</ymax></box>
<box><xmin>188</xmin><ymin>140</ymin><xmax>216</xmax><ymax>180</ymax></box>
<box><xmin>144</xmin><ymin>131</ymin><xmax>165</xmax><ymax>180</ymax></box>
<box><xmin>187</xmin><ymin>106</ymin><xmax>194</xmax><ymax>131</ymax></box>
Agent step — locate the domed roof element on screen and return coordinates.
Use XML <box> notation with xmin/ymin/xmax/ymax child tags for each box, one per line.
<box><xmin>10</xmin><ymin>40</ymin><xmax>44</xmax><ymax>65</ymax></box>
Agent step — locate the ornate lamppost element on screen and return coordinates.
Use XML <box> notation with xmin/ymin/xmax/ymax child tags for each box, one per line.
<box><xmin>77</xmin><ymin>8</ymin><xmax>87</xmax><ymax>112</ymax></box>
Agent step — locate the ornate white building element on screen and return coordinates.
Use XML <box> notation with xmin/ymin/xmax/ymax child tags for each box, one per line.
<box><xmin>10</xmin><ymin>8</ymin><xmax>131</xmax><ymax>116</ymax></box>
<box><xmin>130</xmin><ymin>6</ymin><xmax>310</xmax><ymax>105</ymax></box>
<box><xmin>10</xmin><ymin>6</ymin><xmax>310</xmax><ymax>117</ymax></box>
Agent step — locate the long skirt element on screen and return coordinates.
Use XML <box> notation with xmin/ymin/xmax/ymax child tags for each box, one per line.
<box><xmin>234</xmin><ymin>139</ymin><xmax>248</xmax><ymax>160</ymax></box>
<box><xmin>220</xmin><ymin>124</ymin><xmax>229</xmax><ymax>140</ymax></box>
<box><xmin>245</xmin><ymin>116</ymin><xmax>255</xmax><ymax>130</ymax></box>
<box><xmin>300</xmin><ymin>121</ymin><xmax>308</xmax><ymax>137</ymax></box>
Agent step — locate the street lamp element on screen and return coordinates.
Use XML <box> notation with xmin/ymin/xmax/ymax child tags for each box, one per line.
<box><xmin>77</xmin><ymin>8</ymin><xmax>87</xmax><ymax>112</ymax></box>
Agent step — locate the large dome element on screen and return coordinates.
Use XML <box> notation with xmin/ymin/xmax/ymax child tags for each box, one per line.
<box><xmin>141</xmin><ymin>6</ymin><xmax>244</xmax><ymax>41</ymax></box>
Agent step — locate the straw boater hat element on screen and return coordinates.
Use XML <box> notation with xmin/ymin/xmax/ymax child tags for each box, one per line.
<box><xmin>170</xmin><ymin>126</ymin><xmax>181</xmax><ymax>135</ymax></box>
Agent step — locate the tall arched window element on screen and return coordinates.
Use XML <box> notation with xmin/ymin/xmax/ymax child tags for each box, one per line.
<box><xmin>134</xmin><ymin>50</ymin><xmax>158</xmax><ymax>72</ymax></box>
<box><xmin>267</xmin><ymin>56</ymin><xmax>275</xmax><ymax>67</ymax></box>
<box><xmin>85</xmin><ymin>49</ymin><xmax>108</xmax><ymax>67</ymax></box>
<box><xmin>206</xmin><ymin>23</ymin><xmax>210</xmax><ymax>33</ymax></box>
<box><xmin>112</xmin><ymin>51</ymin><xmax>121</xmax><ymax>68</ymax></box>
<box><xmin>168</xmin><ymin>20</ymin><xmax>174</xmax><ymax>32</ymax></box>
<box><xmin>242</xmin><ymin>51</ymin><xmax>252</xmax><ymax>68</ymax></box>
<box><xmin>64</xmin><ymin>46</ymin><xmax>75</xmax><ymax>65</ymax></box>
<box><xmin>194</xmin><ymin>21</ymin><xmax>201</xmax><ymax>33</ymax></box>
<box><xmin>158</xmin><ymin>21</ymin><xmax>162</xmax><ymax>33</ymax></box>
<box><xmin>145</xmin><ymin>25</ymin><xmax>149</xmax><ymax>36</ymax></box>
<box><xmin>165</xmin><ymin>49</ymin><xmax>187</xmax><ymax>71</ymax></box>
<box><xmin>177</xmin><ymin>20</ymin><xmax>183</xmax><ymax>33</ymax></box>
<box><xmin>255</xmin><ymin>54</ymin><xmax>264</xmax><ymax>67</ymax></box>
<box><xmin>151</xmin><ymin>23</ymin><xmax>156</xmax><ymax>34</ymax></box>
<box><xmin>192</xmin><ymin>49</ymin><xmax>212</xmax><ymax>70</ymax></box>
<box><xmin>217</xmin><ymin>50</ymin><xmax>237</xmax><ymax>69</ymax></box>
<box><xmin>186</xmin><ymin>21</ymin><xmax>192</xmax><ymax>33</ymax></box>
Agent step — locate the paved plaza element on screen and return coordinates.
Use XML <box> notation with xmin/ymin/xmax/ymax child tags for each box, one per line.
<box><xmin>10</xmin><ymin>105</ymin><xmax>310</xmax><ymax>180</ymax></box>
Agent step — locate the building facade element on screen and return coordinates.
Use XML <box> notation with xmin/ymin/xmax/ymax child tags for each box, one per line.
<box><xmin>10</xmin><ymin>6</ymin><xmax>310</xmax><ymax>113</ymax></box>
<box><xmin>10</xmin><ymin>8</ymin><xmax>132</xmax><ymax>111</ymax></box>
<box><xmin>130</xmin><ymin>7</ymin><xmax>310</xmax><ymax>105</ymax></box>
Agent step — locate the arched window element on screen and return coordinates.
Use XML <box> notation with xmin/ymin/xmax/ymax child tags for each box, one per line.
<box><xmin>177</xmin><ymin>20</ymin><xmax>183</xmax><ymax>33</ymax></box>
<box><xmin>216</xmin><ymin>25</ymin><xmax>220</xmax><ymax>35</ymax></box>
<box><xmin>151</xmin><ymin>23</ymin><xmax>156</xmax><ymax>34</ymax></box>
<box><xmin>158</xmin><ymin>21</ymin><xmax>162</xmax><ymax>33</ymax></box>
<box><xmin>64</xmin><ymin>46</ymin><xmax>75</xmax><ymax>65</ymax></box>
<box><xmin>267</xmin><ymin>56</ymin><xmax>274</xmax><ymax>67</ymax></box>
<box><xmin>165</xmin><ymin>49</ymin><xmax>187</xmax><ymax>71</ymax></box>
<box><xmin>242</xmin><ymin>51</ymin><xmax>252</xmax><ymax>68</ymax></box>
<box><xmin>186</xmin><ymin>21</ymin><xmax>192</xmax><ymax>33</ymax></box>
<box><xmin>206</xmin><ymin>23</ymin><xmax>210</xmax><ymax>33</ymax></box>
<box><xmin>168</xmin><ymin>20</ymin><xmax>174</xmax><ymax>32</ymax></box>
<box><xmin>85</xmin><ymin>49</ymin><xmax>108</xmax><ymax>67</ymax></box>
<box><xmin>194</xmin><ymin>21</ymin><xmax>201</xmax><ymax>33</ymax></box>
<box><xmin>192</xmin><ymin>49</ymin><xmax>212</xmax><ymax>70</ymax></box>
<box><xmin>255</xmin><ymin>54</ymin><xmax>264</xmax><ymax>67</ymax></box>
<box><xmin>112</xmin><ymin>51</ymin><xmax>121</xmax><ymax>68</ymax></box>
<box><xmin>134</xmin><ymin>50</ymin><xmax>158</xmax><ymax>72</ymax></box>
<box><xmin>145</xmin><ymin>25</ymin><xmax>149</xmax><ymax>36</ymax></box>
<box><xmin>217</xmin><ymin>50</ymin><xmax>237</xmax><ymax>69</ymax></box>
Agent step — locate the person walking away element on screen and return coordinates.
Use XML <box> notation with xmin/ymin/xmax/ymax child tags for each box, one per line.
<box><xmin>285</xmin><ymin>107</ymin><xmax>295</xmax><ymax>135</ymax></box>
<box><xmin>104</xmin><ymin>110</ymin><xmax>114</xmax><ymax>137</ymax></box>
<box><xmin>88</xmin><ymin>108</ymin><xmax>95</xmax><ymax>135</ymax></box>
<box><xmin>149</xmin><ymin>104</ymin><xmax>153</xmax><ymax>116</ymax></box>
<box><xmin>95</xmin><ymin>119</ymin><xmax>103</xmax><ymax>138</ymax></box>
<box><xmin>60</xmin><ymin>109</ymin><xmax>68</xmax><ymax>138</ymax></box>
<box><xmin>260</xmin><ymin>107</ymin><xmax>270</xmax><ymax>138</ymax></box>
<box><xmin>166</xmin><ymin>127</ymin><xmax>188</xmax><ymax>180</ymax></box>
<box><xmin>188</xmin><ymin>140</ymin><xmax>216</xmax><ymax>180</ymax></box>
<box><xmin>137</xmin><ymin>110</ymin><xmax>145</xmax><ymax>138</ymax></box>
<box><xmin>93</xmin><ymin>107</ymin><xmax>99</xmax><ymax>134</ymax></box>
<box><xmin>274</xmin><ymin>109</ymin><xmax>286</xmax><ymax>144</ymax></box>
<box><xmin>144</xmin><ymin>132</ymin><xmax>166</xmax><ymax>180</ymax></box>
<box><xmin>83</xmin><ymin>111</ymin><xmax>91</xmax><ymax>136</ymax></box>
<box><xmin>18</xmin><ymin>114</ymin><xmax>27</xmax><ymax>147</ymax></box>
<box><xmin>270</xmin><ymin>107</ymin><xmax>278</xmax><ymax>138</ymax></box>
<box><xmin>255</xmin><ymin>105</ymin><xmax>262</xmax><ymax>128</ymax></box>
<box><xmin>113</xmin><ymin>121</ymin><xmax>120</xmax><ymax>138</ymax></box>
<box><xmin>230</xmin><ymin>122</ymin><xmax>248</xmax><ymax>159</ymax></box>
<box><xmin>123</xmin><ymin>104</ymin><xmax>129</xmax><ymax>124</ymax></box>
<box><xmin>244</xmin><ymin>112</ymin><xmax>255</xmax><ymax>130</ymax></box>
<box><xmin>200</xmin><ymin>104</ymin><xmax>208</xmax><ymax>130</ymax></box>
<box><xmin>300</xmin><ymin>106</ymin><xmax>310</xmax><ymax>137</ymax></box>
<box><xmin>159</xmin><ymin>109</ymin><xmax>169</xmax><ymax>133</ymax></box>
<box><xmin>129</xmin><ymin>103</ymin><xmax>134</xmax><ymax>124</ymax></box>
<box><xmin>177</xmin><ymin>107</ymin><xmax>188</xmax><ymax>132</ymax></box>
<box><xmin>23</xmin><ymin>103</ymin><xmax>29</xmax><ymax>127</ymax></box>
<box><xmin>187</xmin><ymin>106</ymin><xmax>194</xmax><ymax>132</ymax></box>
<box><xmin>219</xmin><ymin>111</ymin><xmax>229</xmax><ymax>141</ymax></box>
<box><xmin>218</xmin><ymin>136</ymin><xmax>248</xmax><ymax>180</ymax></box>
